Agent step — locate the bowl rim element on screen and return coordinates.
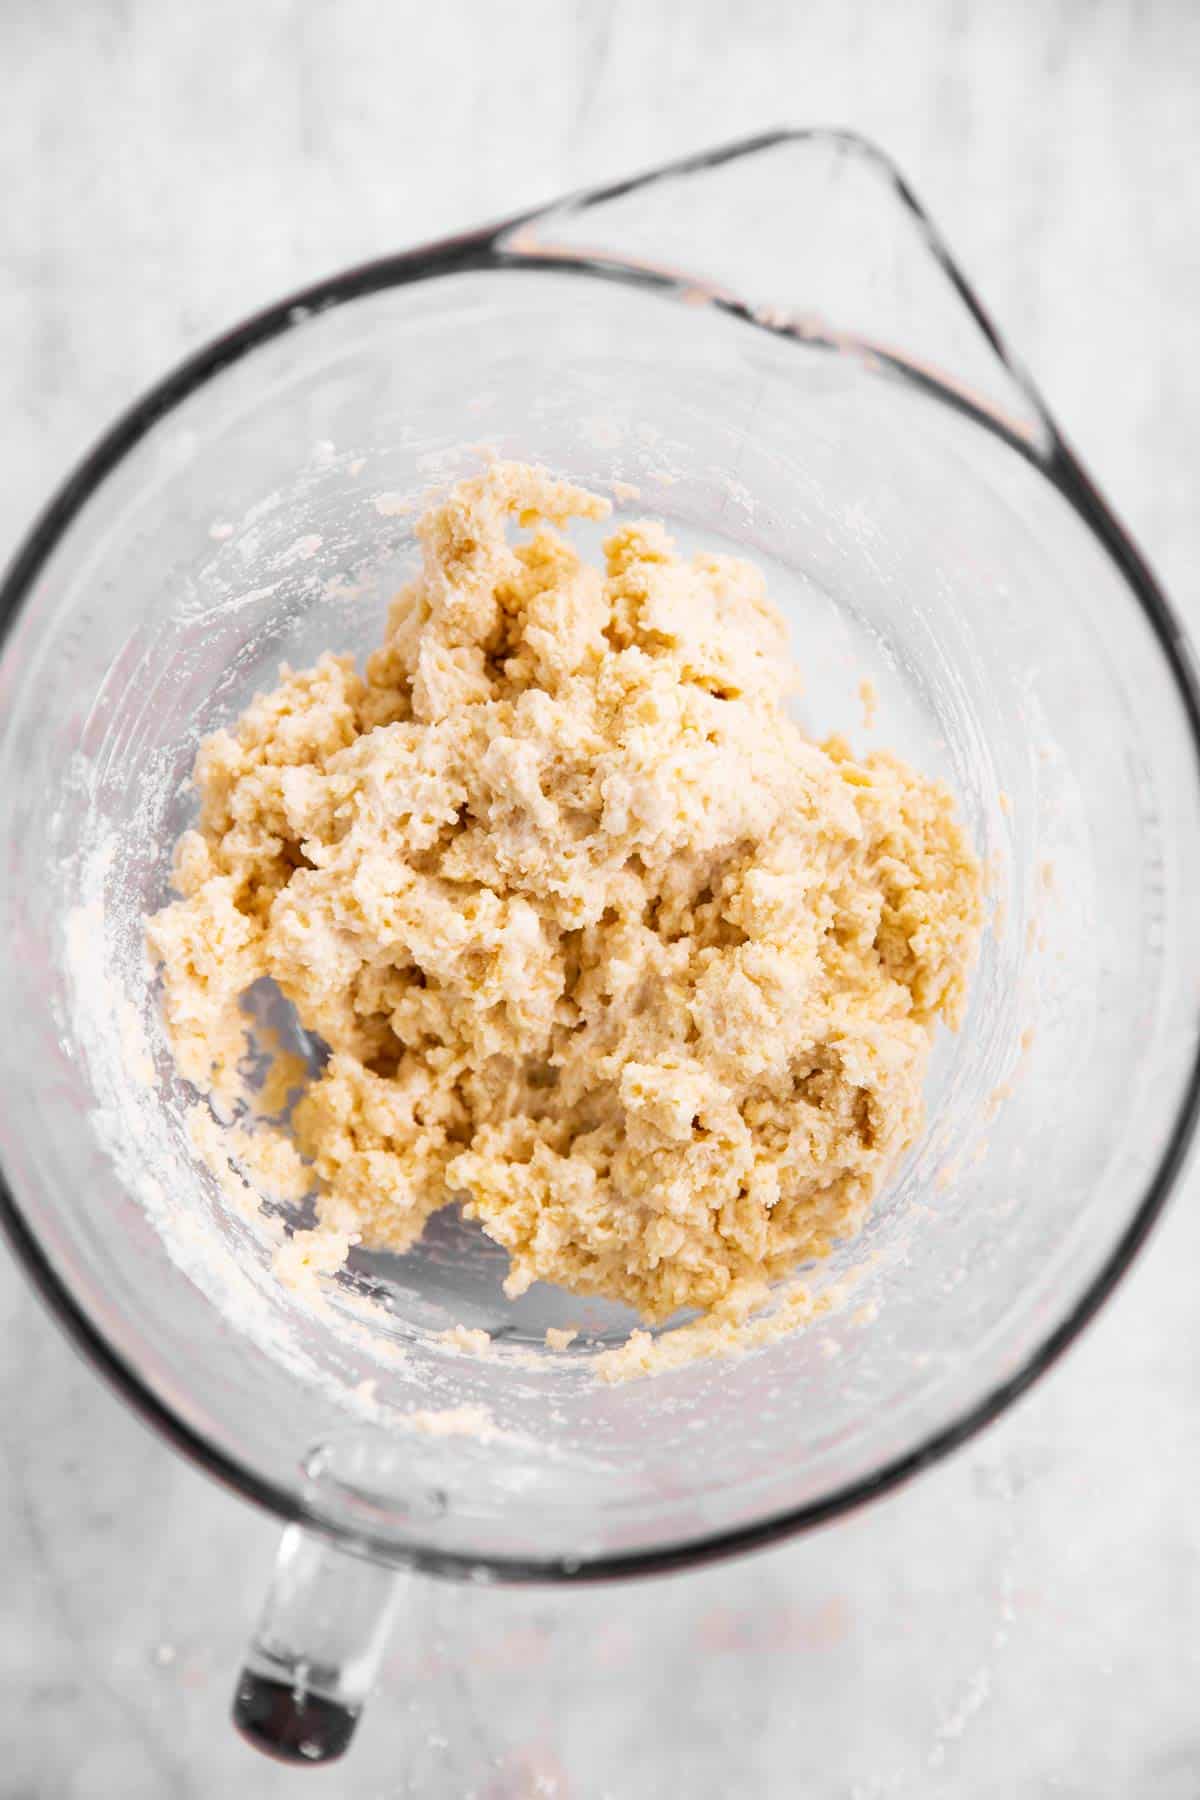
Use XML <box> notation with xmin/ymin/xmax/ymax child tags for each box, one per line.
<box><xmin>2</xmin><ymin>128</ymin><xmax>1200</xmax><ymax>1585</ymax></box>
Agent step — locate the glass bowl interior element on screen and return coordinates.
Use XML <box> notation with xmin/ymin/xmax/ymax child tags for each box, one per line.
<box><xmin>1</xmin><ymin>263</ymin><xmax>1198</xmax><ymax>1574</ymax></box>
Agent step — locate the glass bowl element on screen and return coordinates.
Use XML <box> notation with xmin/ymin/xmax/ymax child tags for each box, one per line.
<box><xmin>2</xmin><ymin>130</ymin><xmax>1198</xmax><ymax>1764</ymax></box>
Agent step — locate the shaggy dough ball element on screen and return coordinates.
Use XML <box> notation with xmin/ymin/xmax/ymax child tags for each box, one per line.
<box><xmin>147</xmin><ymin>462</ymin><xmax>981</xmax><ymax>1324</ymax></box>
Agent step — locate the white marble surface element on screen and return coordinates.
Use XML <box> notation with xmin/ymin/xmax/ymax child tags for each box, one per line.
<box><xmin>4</xmin><ymin>2</ymin><xmax>1200</xmax><ymax>1794</ymax></box>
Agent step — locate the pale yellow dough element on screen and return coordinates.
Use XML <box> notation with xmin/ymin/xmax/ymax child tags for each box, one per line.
<box><xmin>147</xmin><ymin>462</ymin><xmax>982</xmax><ymax>1326</ymax></box>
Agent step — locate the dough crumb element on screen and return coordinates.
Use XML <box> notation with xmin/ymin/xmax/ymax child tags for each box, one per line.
<box><xmin>985</xmin><ymin>848</ymin><xmax>1005</xmax><ymax>895</ymax></box>
<box><xmin>544</xmin><ymin>1326</ymin><xmax>579</xmax><ymax>1351</ymax></box>
<box><xmin>934</xmin><ymin>1157</ymin><xmax>960</xmax><ymax>1194</ymax></box>
<box><xmin>274</xmin><ymin>1223</ymin><xmax>359</xmax><ymax>1295</ymax></box>
<box><xmin>149</xmin><ymin>461</ymin><xmax>982</xmax><ymax>1345</ymax></box>
<box><xmin>186</xmin><ymin>1104</ymin><xmax>311</xmax><ymax>1226</ymax></box>
<box><xmin>399</xmin><ymin>1403</ymin><xmax>496</xmax><ymax>1440</ymax></box>
<box><xmin>439</xmin><ymin>1324</ymin><xmax>493</xmax><ymax>1356</ymax></box>
<box><xmin>858</xmin><ymin>676</ymin><xmax>878</xmax><ymax>730</ymax></box>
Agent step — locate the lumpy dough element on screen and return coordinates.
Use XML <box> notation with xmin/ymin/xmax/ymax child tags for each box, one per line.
<box><xmin>147</xmin><ymin>462</ymin><xmax>982</xmax><ymax>1325</ymax></box>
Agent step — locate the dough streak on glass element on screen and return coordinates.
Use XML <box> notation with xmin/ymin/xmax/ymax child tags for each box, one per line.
<box><xmin>147</xmin><ymin>463</ymin><xmax>982</xmax><ymax>1326</ymax></box>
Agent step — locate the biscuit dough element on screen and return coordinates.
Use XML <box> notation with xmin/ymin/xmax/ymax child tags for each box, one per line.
<box><xmin>147</xmin><ymin>463</ymin><xmax>982</xmax><ymax>1326</ymax></box>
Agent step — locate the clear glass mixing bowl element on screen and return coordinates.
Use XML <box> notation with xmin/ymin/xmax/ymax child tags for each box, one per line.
<box><xmin>2</xmin><ymin>131</ymin><xmax>1199</xmax><ymax>1764</ymax></box>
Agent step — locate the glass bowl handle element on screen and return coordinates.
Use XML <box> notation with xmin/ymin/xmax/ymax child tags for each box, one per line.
<box><xmin>232</xmin><ymin>1525</ymin><xmax>399</xmax><ymax>1764</ymax></box>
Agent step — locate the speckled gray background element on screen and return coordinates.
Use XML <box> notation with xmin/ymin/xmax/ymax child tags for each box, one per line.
<box><xmin>4</xmin><ymin>3</ymin><xmax>1200</xmax><ymax>1794</ymax></box>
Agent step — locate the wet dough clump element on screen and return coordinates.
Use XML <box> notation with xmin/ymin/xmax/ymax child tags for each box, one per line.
<box><xmin>148</xmin><ymin>463</ymin><xmax>981</xmax><ymax>1323</ymax></box>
